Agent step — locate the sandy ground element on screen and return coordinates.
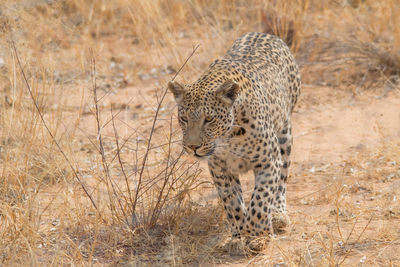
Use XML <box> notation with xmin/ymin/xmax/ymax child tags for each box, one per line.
<box><xmin>292</xmin><ymin>86</ymin><xmax>400</xmax><ymax>163</ymax></box>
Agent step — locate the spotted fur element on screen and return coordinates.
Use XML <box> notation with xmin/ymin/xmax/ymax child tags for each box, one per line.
<box><xmin>168</xmin><ymin>32</ymin><xmax>301</xmax><ymax>238</ymax></box>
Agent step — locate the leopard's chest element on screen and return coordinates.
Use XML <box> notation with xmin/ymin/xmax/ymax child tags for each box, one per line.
<box><xmin>214</xmin><ymin>140</ymin><xmax>252</xmax><ymax>175</ymax></box>
<box><xmin>226</xmin><ymin>154</ymin><xmax>251</xmax><ymax>175</ymax></box>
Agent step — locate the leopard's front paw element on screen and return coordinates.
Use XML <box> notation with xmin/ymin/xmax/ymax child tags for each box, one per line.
<box><xmin>221</xmin><ymin>238</ymin><xmax>247</xmax><ymax>256</ymax></box>
<box><xmin>272</xmin><ymin>212</ymin><xmax>290</xmax><ymax>233</ymax></box>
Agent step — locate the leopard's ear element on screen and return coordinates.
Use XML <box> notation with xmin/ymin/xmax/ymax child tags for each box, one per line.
<box><xmin>215</xmin><ymin>79</ymin><xmax>239</xmax><ymax>106</ymax></box>
<box><xmin>168</xmin><ymin>81</ymin><xmax>185</xmax><ymax>104</ymax></box>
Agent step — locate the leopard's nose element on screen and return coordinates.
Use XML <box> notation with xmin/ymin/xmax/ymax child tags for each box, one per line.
<box><xmin>188</xmin><ymin>145</ymin><xmax>200</xmax><ymax>151</ymax></box>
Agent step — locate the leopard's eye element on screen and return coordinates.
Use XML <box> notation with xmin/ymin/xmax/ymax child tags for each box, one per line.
<box><xmin>204</xmin><ymin>116</ymin><xmax>214</xmax><ymax>124</ymax></box>
<box><xmin>179</xmin><ymin>116</ymin><xmax>188</xmax><ymax>123</ymax></box>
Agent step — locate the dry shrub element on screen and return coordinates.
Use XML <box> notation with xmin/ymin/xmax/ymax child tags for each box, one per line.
<box><xmin>303</xmin><ymin>0</ymin><xmax>400</xmax><ymax>90</ymax></box>
<box><xmin>0</xmin><ymin>40</ymin><xmax>204</xmax><ymax>266</ymax></box>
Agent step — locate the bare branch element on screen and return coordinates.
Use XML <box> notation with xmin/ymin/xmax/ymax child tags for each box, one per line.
<box><xmin>131</xmin><ymin>44</ymin><xmax>200</xmax><ymax>220</ymax></box>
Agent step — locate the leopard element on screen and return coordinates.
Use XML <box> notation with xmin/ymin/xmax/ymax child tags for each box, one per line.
<box><xmin>168</xmin><ymin>32</ymin><xmax>301</xmax><ymax>242</ymax></box>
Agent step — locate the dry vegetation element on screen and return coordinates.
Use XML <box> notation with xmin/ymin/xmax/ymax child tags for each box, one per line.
<box><xmin>0</xmin><ymin>0</ymin><xmax>399</xmax><ymax>266</ymax></box>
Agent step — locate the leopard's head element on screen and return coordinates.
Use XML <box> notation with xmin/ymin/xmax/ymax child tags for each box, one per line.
<box><xmin>168</xmin><ymin>79</ymin><xmax>239</xmax><ymax>158</ymax></box>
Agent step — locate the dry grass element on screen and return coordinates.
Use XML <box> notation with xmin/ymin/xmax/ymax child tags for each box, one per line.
<box><xmin>0</xmin><ymin>0</ymin><xmax>399</xmax><ymax>266</ymax></box>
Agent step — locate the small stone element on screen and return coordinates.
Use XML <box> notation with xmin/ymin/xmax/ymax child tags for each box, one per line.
<box><xmin>138</xmin><ymin>72</ymin><xmax>151</xmax><ymax>80</ymax></box>
<box><xmin>360</xmin><ymin>255</ymin><xmax>366</xmax><ymax>263</ymax></box>
<box><xmin>150</xmin><ymin>68</ymin><xmax>157</xmax><ymax>75</ymax></box>
<box><xmin>109</xmin><ymin>62</ymin><xmax>117</xmax><ymax>69</ymax></box>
